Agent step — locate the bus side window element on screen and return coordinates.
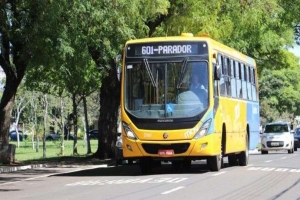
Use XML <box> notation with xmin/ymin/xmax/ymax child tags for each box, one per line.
<box><xmin>218</xmin><ymin>54</ymin><xmax>226</xmax><ymax>96</ymax></box>
<box><xmin>251</xmin><ymin>67</ymin><xmax>257</xmax><ymax>101</ymax></box>
<box><xmin>241</xmin><ymin>64</ymin><xmax>247</xmax><ymax>99</ymax></box>
<box><xmin>246</xmin><ymin>66</ymin><xmax>252</xmax><ymax>101</ymax></box>
<box><xmin>235</xmin><ymin>61</ymin><xmax>242</xmax><ymax>99</ymax></box>
<box><xmin>230</xmin><ymin>59</ymin><xmax>237</xmax><ymax>98</ymax></box>
<box><xmin>214</xmin><ymin>79</ymin><xmax>219</xmax><ymax>97</ymax></box>
<box><xmin>225</xmin><ymin>57</ymin><xmax>231</xmax><ymax>97</ymax></box>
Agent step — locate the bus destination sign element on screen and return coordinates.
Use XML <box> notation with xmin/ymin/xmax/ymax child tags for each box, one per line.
<box><xmin>126</xmin><ymin>42</ymin><xmax>207</xmax><ymax>57</ymax></box>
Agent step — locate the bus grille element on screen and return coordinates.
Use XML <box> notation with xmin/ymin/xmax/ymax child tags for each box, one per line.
<box><xmin>141</xmin><ymin>143</ymin><xmax>190</xmax><ymax>154</ymax></box>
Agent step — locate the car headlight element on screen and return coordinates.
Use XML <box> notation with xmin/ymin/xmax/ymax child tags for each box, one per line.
<box><xmin>122</xmin><ymin>122</ymin><xmax>138</xmax><ymax>140</ymax></box>
<box><xmin>194</xmin><ymin>119</ymin><xmax>211</xmax><ymax>140</ymax></box>
<box><xmin>261</xmin><ymin>136</ymin><xmax>267</xmax><ymax>143</ymax></box>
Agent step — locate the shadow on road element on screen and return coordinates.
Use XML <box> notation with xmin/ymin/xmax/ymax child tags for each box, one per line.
<box><xmin>52</xmin><ymin>161</ymin><xmax>233</xmax><ymax>177</ymax></box>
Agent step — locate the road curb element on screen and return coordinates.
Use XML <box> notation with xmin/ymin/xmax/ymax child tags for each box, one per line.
<box><xmin>0</xmin><ymin>164</ymin><xmax>47</xmax><ymax>173</ymax></box>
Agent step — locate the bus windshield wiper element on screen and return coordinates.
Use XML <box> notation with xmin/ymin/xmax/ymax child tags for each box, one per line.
<box><xmin>177</xmin><ymin>58</ymin><xmax>188</xmax><ymax>89</ymax></box>
<box><xmin>143</xmin><ymin>59</ymin><xmax>157</xmax><ymax>88</ymax></box>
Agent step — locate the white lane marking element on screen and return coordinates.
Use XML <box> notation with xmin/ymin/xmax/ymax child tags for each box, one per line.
<box><xmin>248</xmin><ymin>167</ymin><xmax>300</xmax><ymax>173</ymax></box>
<box><xmin>161</xmin><ymin>186</ymin><xmax>185</xmax><ymax>195</ymax></box>
<box><xmin>0</xmin><ymin>165</ymin><xmax>105</xmax><ymax>186</ymax></box>
<box><xmin>290</xmin><ymin>169</ymin><xmax>300</xmax><ymax>172</ymax></box>
<box><xmin>66</xmin><ymin>177</ymin><xmax>189</xmax><ymax>186</ymax></box>
<box><xmin>247</xmin><ymin>164</ymin><xmax>254</xmax><ymax>167</ymax></box>
<box><xmin>280</xmin><ymin>157</ymin><xmax>287</xmax><ymax>159</ymax></box>
<box><xmin>275</xmin><ymin>168</ymin><xmax>289</xmax><ymax>172</ymax></box>
<box><xmin>212</xmin><ymin>171</ymin><xmax>226</xmax><ymax>176</ymax></box>
<box><xmin>265</xmin><ymin>160</ymin><xmax>273</xmax><ymax>163</ymax></box>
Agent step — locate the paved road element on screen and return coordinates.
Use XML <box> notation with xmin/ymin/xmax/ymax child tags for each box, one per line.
<box><xmin>1</xmin><ymin>150</ymin><xmax>300</xmax><ymax>200</ymax></box>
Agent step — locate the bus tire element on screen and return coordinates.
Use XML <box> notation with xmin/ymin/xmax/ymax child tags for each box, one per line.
<box><xmin>115</xmin><ymin>158</ymin><xmax>122</xmax><ymax>166</ymax></box>
<box><xmin>238</xmin><ymin>134</ymin><xmax>249</xmax><ymax>166</ymax></box>
<box><xmin>172</xmin><ymin>161</ymin><xmax>181</xmax><ymax>171</ymax></box>
<box><xmin>207</xmin><ymin>154</ymin><xmax>222</xmax><ymax>171</ymax></box>
<box><xmin>127</xmin><ymin>159</ymin><xmax>133</xmax><ymax>165</ymax></box>
<box><xmin>139</xmin><ymin>158</ymin><xmax>152</xmax><ymax>175</ymax></box>
<box><xmin>228</xmin><ymin>155</ymin><xmax>238</xmax><ymax>166</ymax></box>
<box><xmin>183</xmin><ymin>160</ymin><xmax>192</xmax><ymax>171</ymax></box>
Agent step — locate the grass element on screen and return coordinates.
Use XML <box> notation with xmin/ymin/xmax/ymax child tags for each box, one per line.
<box><xmin>10</xmin><ymin>139</ymin><xmax>99</xmax><ymax>162</ymax></box>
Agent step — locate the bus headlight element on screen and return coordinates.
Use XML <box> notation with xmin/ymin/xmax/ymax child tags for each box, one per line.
<box><xmin>122</xmin><ymin>122</ymin><xmax>138</xmax><ymax>140</ymax></box>
<box><xmin>194</xmin><ymin>119</ymin><xmax>212</xmax><ymax>140</ymax></box>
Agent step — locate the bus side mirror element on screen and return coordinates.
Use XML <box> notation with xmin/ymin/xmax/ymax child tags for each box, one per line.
<box><xmin>115</xmin><ymin>54</ymin><xmax>122</xmax><ymax>81</ymax></box>
<box><xmin>214</xmin><ymin>64</ymin><xmax>221</xmax><ymax>80</ymax></box>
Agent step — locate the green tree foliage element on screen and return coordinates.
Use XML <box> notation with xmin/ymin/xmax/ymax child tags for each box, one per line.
<box><xmin>259</xmin><ymin>66</ymin><xmax>300</xmax><ymax>123</ymax></box>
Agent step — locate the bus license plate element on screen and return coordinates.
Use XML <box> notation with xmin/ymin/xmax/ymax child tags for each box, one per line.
<box><xmin>271</xmin><ymin>142</ymin><xmax>279</xmax><ymax>146</ymax></box>
<box><xmin>158</xmin><ymin>149</ymin><xmax>174</xmax><ymax>157</ymax></box>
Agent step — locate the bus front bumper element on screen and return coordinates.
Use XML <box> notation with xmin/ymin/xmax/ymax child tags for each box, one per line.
<box><xmin>122</xmin><ymin>133</ymin><xmax>221</xmax><ymax>160</ymax></box>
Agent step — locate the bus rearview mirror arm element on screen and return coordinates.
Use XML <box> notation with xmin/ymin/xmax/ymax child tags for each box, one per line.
<box><xmin>115</xmin><ymin>54</ymin><xmax>122</xmax><ymax>81</ymax></box>
<box><xmin>214</xmin><ymin>64</ymin><xmax>221</xmax><ymax>80</ymax></box>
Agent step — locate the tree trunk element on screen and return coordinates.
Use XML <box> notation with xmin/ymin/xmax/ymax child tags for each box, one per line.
<box><xmin>95</xmin><ymin>59</ymin><xmax>120</xmax><ymax>159</ymax></box>
<box><xmin>42</xmin><ymin>94</ymin><xmax>48</xmax><ymax>158</ymax></box>
<box><xmin>60</xmin><ymin>97</ymin><xmax>65</xmax><ymax>156</ymax></box>
<box><xmin>83</xmin><ymin>96</ymin><xmax>92</xmax><ymax>154</ymax></box>
<box><xmin>0</xmin><ymin>143</ymin><xmax>16</xmax><ymax>164</ymax></box>
<box><xmin>0</xmin><ymin>0</ymin><xmax>29</xmax><ymax>163</ymax></box>
<box><xmin>72</xmin><ymin>93</ymin><xmax>79</xmax><ymax>155</ymax></box>
<box><xmin>0</xmin><ymin>75</ymin><xmax>20</xmax><ymax>163</ymax></box>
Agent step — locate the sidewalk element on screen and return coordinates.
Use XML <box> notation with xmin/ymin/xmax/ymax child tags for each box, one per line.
<box><xmin>0</xmin><ymin>158</ymin><xmax>115</xmax><ymax>174</ymax></box>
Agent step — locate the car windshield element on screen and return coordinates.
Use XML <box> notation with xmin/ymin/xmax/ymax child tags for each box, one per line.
<box><xmin>264</xmin><ymin>124</ymin><xmax>288</xmax><ymax>133</ymax></box>
<box><xmin>295</xmin><ymin>128</ymin><xmax>300</xmax><ymax>135</ymax></box>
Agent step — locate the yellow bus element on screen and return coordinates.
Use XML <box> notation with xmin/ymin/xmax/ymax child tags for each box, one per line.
<box><xmin>119</xmin><ymin>33</ymin><xmax>260</xmax><ymax>174</ymax></box>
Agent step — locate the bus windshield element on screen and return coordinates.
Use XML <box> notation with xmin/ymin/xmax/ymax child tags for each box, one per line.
<box><xmin>124</xmin><ymin>60</ymin><xmax>208</xmax><ymax>119</ymax></box>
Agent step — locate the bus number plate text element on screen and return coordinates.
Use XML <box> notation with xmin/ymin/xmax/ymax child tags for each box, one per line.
<box><xmin>158</xmin><ymin>149</ymin><xmax>174</xmax><ymax>157</ymax></box>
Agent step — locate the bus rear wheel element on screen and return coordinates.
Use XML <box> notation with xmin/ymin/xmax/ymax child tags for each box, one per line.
<box><xmin>238</xmin><ymin>134</ymin><xmax>249</xmax><ymax>166</ymax></box>
<box><xmin>228</xmin><ymin>155</ymin><xmax>238</xmax><ymax>166</ymax></box>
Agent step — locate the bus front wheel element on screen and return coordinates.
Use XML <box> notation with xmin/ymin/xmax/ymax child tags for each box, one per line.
<box><xmin>139</xmin><ymin>158</ymin><xmax>152</xmax><ymax>175</ymax></box>
<box><xmin>207</xmin><ymin>154</ymin><xmax>222</xmax><ymax>171</ymax></box>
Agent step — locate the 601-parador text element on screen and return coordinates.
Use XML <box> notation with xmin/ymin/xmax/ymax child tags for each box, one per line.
<box><xmin>141</xmin><ymin>44</ymin><xmax>194</xmax><ymax>55</ymax></box>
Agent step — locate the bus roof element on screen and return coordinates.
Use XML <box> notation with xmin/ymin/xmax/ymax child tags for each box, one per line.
<box><xmin>125</xmin><ymin>33</ymin><xmax>256</xmax><ymax>66</ymax></box>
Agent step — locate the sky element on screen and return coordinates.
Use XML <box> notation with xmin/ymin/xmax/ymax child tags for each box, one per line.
<box><xmin>289</xmin><ymin>44</ymin><xmax>300</xmax><ymax>57</ymax></box>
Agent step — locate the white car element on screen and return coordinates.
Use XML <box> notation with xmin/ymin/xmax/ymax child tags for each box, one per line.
<box><xmin>261</xmin><ymin>122</ymin><xmax>294</xmax><ymax>154</ymax></box>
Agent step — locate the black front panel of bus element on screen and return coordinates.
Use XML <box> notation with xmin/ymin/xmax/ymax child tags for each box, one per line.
<box><xmin>127</xmin><ymin>111</ymin><xmax>206</xmax><ymax>130</ymax></box>
<box><xmin>126</xmin><ymin>42</ymin><xmax>208</xmax><ymax>58</ymax></box>
<box><xmin>142</xmin><ymin>143</ymin><xmax>190</xmax><ymax>154</ymax></box>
